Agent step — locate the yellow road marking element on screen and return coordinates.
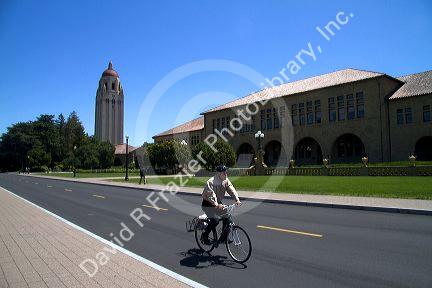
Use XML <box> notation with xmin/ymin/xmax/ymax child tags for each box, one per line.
<box><xmin>92</xmin><ymin>194</ymin><xmax>105</xmax><ymax>199</ymax></box>
<box><xmin>257</xmin><ymin>225</ymin><xmax>323</xmax><ymax>238</ymax></box>
<box><xmin>64</xmin><ymin>189</ymin><xmax>72</xmax><ymax>192</ymax></box>
<box><xmin>142</xmin><ymin>204</ymin><xmax>168</xmax><ymax>211</ymax></box>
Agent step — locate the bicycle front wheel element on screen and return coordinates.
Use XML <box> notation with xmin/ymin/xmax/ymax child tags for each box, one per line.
<box><xmin>226</xmin><ymin>225</ymin><xmax>252</xmax><ymax>263</ymax></box>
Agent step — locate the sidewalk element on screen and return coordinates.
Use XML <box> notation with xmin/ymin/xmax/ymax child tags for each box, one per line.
<box><xmin>22</xmin><ymin>173</ymin><xmax>432</xmax><ymax>215</ymax></box>
<box><xmin>0</xmin><ymin>187</ymin><xmax>194</xmax><ymax>288</ymax></box>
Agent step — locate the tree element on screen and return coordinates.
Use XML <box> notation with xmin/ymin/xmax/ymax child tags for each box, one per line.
<box><xmin>0</xmin><ymin>111</ymin><xmax>116</xmax><ymax>172</ymax></box>
<box><xmin>32</xmin><ymin>114</ymin><xmax>61</xmax><ymax>168</ymax></box>
<box><xmin>0</xmin><ymin>122</ymin><xmax>35</xmax><ymax>171</ymax></box>
<box><xmin>62</xmin><ymin>152</ymin><xmax>75</xmax><ymax>171</ymax></box>
<box><xmin>135</xmin><ymin>142</ymin><xmax>150</xmax><ymax>168</ymax></box>
<box><xmin>173</xmin><ymin>140</ymin><xmax>192</xmax><ymax>168</ymax></box>
<box><xmin>192</xmin><ymin>140</ymin><xmax>236</xmax><ymax>171</ymax></box>
<box><xmin>56</xmin><ymin>113</ymin><xmax>66</xmax><ymax>161</ymax></box>
<box><xmin>147</xmin><ymin>140</ymin><xmax>181</xmax><ymax>172</ymax></box>
<box><xmin>75</xmin><ymin>143</ymin><xmax>99</xmax><ymax>169</ymax></box>
<box><xmin>64</xmin><ymin>111</ymin><xmax>85</xmax><ymax>155</ymax></box>
<box><xmin>98</xmin><ymin>141</ymin><xmax>115</xmax><ymax>168</ymax></box>
<box><xmin>28</xmin><ymin>145</ymin><xmax>51</xmax><ymax>171</ymax></box>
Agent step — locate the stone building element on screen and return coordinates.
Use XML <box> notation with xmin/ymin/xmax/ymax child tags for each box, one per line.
<box><xmin>94</xmin><ymin>61</ymin><xmax>124</xmax><ymax>145</ymax></box>
<box><xmin>153</xmin><ymin>68</ymin><xmax>432</xmax><ymax>166</ymax></box>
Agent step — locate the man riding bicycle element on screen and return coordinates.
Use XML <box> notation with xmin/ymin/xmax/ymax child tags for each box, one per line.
<box><xmin>201</xmin><ymin>164</ymin><xmax>242</xmax><ymax>245</ymax></box>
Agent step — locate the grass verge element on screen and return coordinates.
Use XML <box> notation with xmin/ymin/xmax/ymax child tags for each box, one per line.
<box><xmin>111</xmin><ymin>175</ymin><xmax>432</xmax><ymax>200</ymax></box>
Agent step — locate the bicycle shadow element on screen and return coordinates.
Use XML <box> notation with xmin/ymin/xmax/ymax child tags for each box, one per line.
<box><xmin>179</xmin><ymin>248</ymin><xmax>247</xmax><ymax>270</ymax></box>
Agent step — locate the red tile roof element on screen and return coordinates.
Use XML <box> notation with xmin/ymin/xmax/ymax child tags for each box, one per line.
<box><xmin>203</xmin><ymin>68</ymin><xmax>385</xmax><ymax>113</ymax></box>
<box><xmin>153</xmin><ymin>116</ymin><xmax>204</xmax><ymax>138</ymax></box>
<box><xmin>390</xmin><ymin>70</ymin><xmax>432</xmax><ymax>100</ymax></box>
<box><xmin>115</xmin><ymin>143</ymin><xmax>137</xmax><ymax>155</ymax></box>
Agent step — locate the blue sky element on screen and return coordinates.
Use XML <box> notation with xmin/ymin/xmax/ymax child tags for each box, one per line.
<box><xmin>1</xmin><ymin>0</ymin><xmax>431</xmax><ymax>146</ymax></box>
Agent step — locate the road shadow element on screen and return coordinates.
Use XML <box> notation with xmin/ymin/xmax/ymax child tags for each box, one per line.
<box><xmin>179</xmin><ymin>248</ymin><xmax>247</xmax><ymax>270</ymax></box>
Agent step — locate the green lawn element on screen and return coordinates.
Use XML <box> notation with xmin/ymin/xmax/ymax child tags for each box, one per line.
<box><xmin>36</xmin><ymin>172</ymin><xmax>140</xmax><ymax>178</ymax></box>
<box><xmin>111</xmin><ymin>175</ymin><xmax>432</xmax><ymax>200</ymax></box>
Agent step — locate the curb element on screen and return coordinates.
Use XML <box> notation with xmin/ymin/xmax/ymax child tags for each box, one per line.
<box><xmin>16</xmin><ymin>173</ymin><xmax>432</xmax><ymax>216</ymax></box>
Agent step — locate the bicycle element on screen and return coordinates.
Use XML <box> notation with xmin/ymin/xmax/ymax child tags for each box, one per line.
<box><xmin>186</xmin><ymin>204</ymin><xmax>252</xmax><ymax>264</ymax></box>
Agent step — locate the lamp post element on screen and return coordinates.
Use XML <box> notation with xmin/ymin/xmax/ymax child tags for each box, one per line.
<box><xmin>125</xmin><ymin>135</ymin><xmax>129</xmax><ymax>181</ymax></box>
<box><xmin>409</xmin><ymin>153</ymin><xmax>416</xmax><ymax>167</ymax></box>
<box><xmin>254</xmin><ymin>130</ymin><xmax>264</xmax><ymax>150</ymax></box>
<box><xmin>180</xmin><ymin>140</ymin><xmax>188</xmax><ymax>173</ymax></box>
<box><xmin>73</xmin><ymin>145</ymin><xmax>77</xmax><ymax>177</ymax></box>
<box><xmin>254</xmin><ymin>131</ymin><xmax>265</xmax><ymax>175</ymax></box>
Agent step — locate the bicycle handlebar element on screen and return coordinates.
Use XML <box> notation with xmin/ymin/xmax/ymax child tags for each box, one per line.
<box><xmin>220</xmin><ymin>203</ymin><xmax>241</xmax><ymax>217</ymax></box>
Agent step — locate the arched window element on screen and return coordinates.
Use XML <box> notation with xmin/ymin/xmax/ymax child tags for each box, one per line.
<box><xmin>415</xmin><ymin>136</ymin><xmax>432</xmax><ymax>161</ymax></box>
<box><xmin>294</xmin><ymin>137</ymin><xmax>323</xmax><ymax>165</ymax></box>
<box><xmin>236</xmin><ymin>143</ymin><xmax>255</xmax><ymax>168</ymax></box>
<box><xmin>332</xmin><ymin>134</ymin><xmax>365</xmax><ymax>163</ymax></box>
<box><xmin>264</xmin><ymin>140</ymin><xmax>283</xmax><ymax>167</ymax></box>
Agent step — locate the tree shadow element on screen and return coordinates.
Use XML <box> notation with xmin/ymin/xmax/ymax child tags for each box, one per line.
<box><xmin>179</xmin><ymin>248</ymin><xmax>247</xmax><ymax>270</ymax></box>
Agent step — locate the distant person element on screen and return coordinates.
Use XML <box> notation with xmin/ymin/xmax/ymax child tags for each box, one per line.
<box><xmin>139</xmin><ymin>166</ymin><xmax>146</xmax><ymax>184</ymax></box>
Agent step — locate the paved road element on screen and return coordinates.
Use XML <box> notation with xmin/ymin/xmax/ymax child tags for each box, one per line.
<box><xmin>1</xmin><ymin>173</ymin><xmax>431</xmax><ymax>288</ymax></box>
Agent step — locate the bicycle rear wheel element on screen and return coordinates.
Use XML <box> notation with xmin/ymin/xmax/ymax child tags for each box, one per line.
<box><xmin>226</xmin><ymin>225</ymin><xmax>252</xmax><ymax>263</ymax></box>
<box><xmin>195</xmin><ymin>223</ymin><xmax>217</xmax><ymax>253</ymax></box>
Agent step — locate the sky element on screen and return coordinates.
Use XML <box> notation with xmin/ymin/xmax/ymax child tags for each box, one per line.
<box><xmin>0</xmin><ymin>0</ymin><xmax>431</xmax><ymax>146</ymax></box>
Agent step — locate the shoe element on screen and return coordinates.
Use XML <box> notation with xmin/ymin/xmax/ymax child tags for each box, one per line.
<box><xmin>201</xmin><ymin>235</ymin><xmax>212</xmax><ymax>245</ymax></box>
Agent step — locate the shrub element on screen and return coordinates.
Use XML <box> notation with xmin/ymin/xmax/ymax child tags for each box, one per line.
<box><xmin>192</xmin><ymin>140</ymin><xmax>236</xmax><ymax>171</ymax></box>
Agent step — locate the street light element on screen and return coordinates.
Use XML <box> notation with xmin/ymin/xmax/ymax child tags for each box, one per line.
<box><xmin>254</xmin><ymin>131</ymin><xmax>266</xmax><ymax>175</ymax></box>
<box><xmin>125</xmin><ymin>135</ymin><xmax>129</xmax><ymax>181</ymax></box>
<box><xmin>73</xmin><ymin>145</ymin><xmax>77</xmax><ymax>177</ymax></box>
<box><xmin>254</xmin><ymin>130</ymin><xmax>265</xmax><ymax>150</ymax></box>
<box><xmin>179</xmin><ymin>140</ymin><xmax>188</xmax><ymax>173</ymax></box>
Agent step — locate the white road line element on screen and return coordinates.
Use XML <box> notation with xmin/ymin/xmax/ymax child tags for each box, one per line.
<box><xmin>142</xmin><ymin>204</ymin><xmax>168</xmax><ymax>211</ymax></box>
<box><xmin>0</xmin><ymin>185</ymin><xmax>207</xmax><ymax>288</ymax></box>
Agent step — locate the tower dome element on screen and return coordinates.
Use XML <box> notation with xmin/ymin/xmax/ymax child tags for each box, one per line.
<box><xmin>102</xmin><ymin>61</ymin><xmax>119</xmax><ymax>78</ymax></box>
